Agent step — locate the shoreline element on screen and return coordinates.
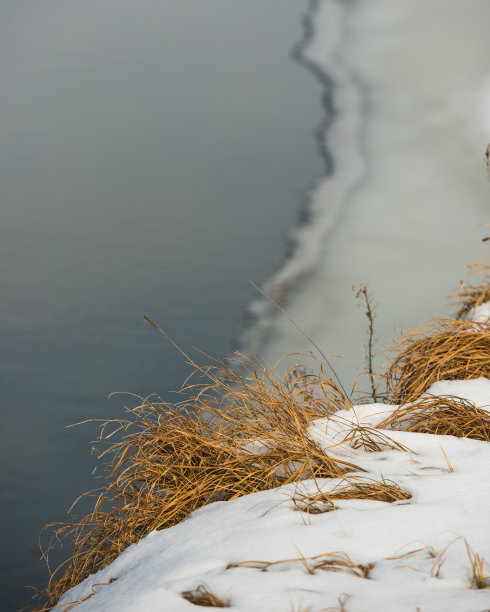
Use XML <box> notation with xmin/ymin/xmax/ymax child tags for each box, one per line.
<box><xmin>34</xmin><ymin>264</ymin><xmax>490</xmax><ymax>611</ymax></box>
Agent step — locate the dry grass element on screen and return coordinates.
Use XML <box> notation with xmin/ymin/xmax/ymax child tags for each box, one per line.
<box><xmin>455</xmin><ymin>285</ymin><xmax>490</xmax><ymax>320</ymax></box>
<box><xmin>33</xmin><ymin>262</ymin><xmax>490</xmax><ymax>610</ymax></box>
<box><xmin>327</xmin><ymin>417</ymin><xmax>410</xmax><ymax>453</ymax></box>
<box><xmin>181</xmin><ymin>585</ymin><xmax>229</xmax><ymax>607</ymax></box>
<box><xmin>465</xmin><ymin>540</ymin><xmax>490</xmax><ymax>589</ymax></box>
<box><xmin>292</xmin><ymin>491</ymin><xmax>338</xmax><ymax>515</ymax></box>
<box><xmin>227</xmin><ymin>551</ymin><xmax>372</xmax><ymax>578</ymax></box>
<box><xmin>329</xmin><ymin>477</ymin><xmax>411</xmax><ymax>503</ymax></box>
<box><xmin>386</xmin><ymin>544</ymin><xmax>436</xmax><ymax>561</ymax></box>
<box><xmin>386</xmin><ymin>319</ymin><xmax>490</xmax><ymax>403</ymax></box>
<box><xmin>378</xmin><ymin>395</ymin><xmax>490</xmax><ymax>441</ymax></box>
<box><xmin>453</xmin><ymin>253</ymin><xmax>490</xmax><ymax>320</ymax></box>
<box><xmin>32</xmin><ymin>349</ymin><xmax>358</xmax><ymax>611</ymax></box>
<box><xmin>323</xmin><ymin>595</ymin><xmax>349</xmax><ymax>612</ymax></box>
<box><xmin>293</xmin><ymin>477</ymin><xmax>410</xmax><ymax>515</ymax></box>
<box><xmin>427</xmin><ymin>537</ymin><xmax>490</xmax><ymax>587</ymax></box>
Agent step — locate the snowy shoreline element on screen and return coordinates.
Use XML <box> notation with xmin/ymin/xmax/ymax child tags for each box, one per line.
<box><xmin>51</xmin><ymin>303</ymin><xmax>490</xmax><ymax>612</ymax></box>
<box><xmin>55</xmin><ymin>383</ymin><xmax>490</xmax><ymax>612</ymax></box>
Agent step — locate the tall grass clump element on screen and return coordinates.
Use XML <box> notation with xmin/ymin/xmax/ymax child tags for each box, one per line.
<box><xmin>386</xmin><ymin>251</ymin><xmax>490</xmax><ymax>404</ymax></box>
<box><xmin>386</xmin><ymin>318</ymin><xmax>490</xmax><ymax>404</ymax></box>
<box><xmin>378</xmin><ymin>395</ymin><xmax>490</xmax><ymax>441</ymax></box>
<box><xmin>34</xmin><ymin>346</ymin><xmax>358</xmax><ymax>610</ymax></box>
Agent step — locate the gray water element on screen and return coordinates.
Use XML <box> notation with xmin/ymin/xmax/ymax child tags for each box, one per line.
<box><xmin>0</xmin><ymin>2</ymin><xmax>323</xmax><ymax>609</ymax></box>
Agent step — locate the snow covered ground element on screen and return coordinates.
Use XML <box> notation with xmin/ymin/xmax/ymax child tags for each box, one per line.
<box><xmin>55</xmin><ymin>370</ymin><xmax>490</xmax><ymax>611</ymax></box>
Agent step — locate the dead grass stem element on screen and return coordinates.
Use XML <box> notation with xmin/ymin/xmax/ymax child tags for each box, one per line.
<box><xmin>227</xmin><ymin>551</ymin><xmax>372</xmax><ymax>579</ymax></box>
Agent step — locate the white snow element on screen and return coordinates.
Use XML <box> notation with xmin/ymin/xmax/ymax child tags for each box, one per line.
<box><xmin>469</xmin><ymin>301</ymin><xmax>490</xmax><ymax>324</ymax></box>
<box><xmin>56</xmin><ymin>378</ymin><xmax>490</xmax><ymax>611</ymax></box>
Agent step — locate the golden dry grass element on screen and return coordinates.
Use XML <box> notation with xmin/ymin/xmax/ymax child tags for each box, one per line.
<box><xmin>386</xmin><ymin>319</ymin><xmax>490</xmax><ymax>403</ymax></box>
<box><xmin>181</xmin><ymin>585</ymin><xmax>229</xmax><ymax>607</ymax></box>
<box><xmin>455</xmin><ymin>285</ymin><xmax>490</xmax><ymax>320</ymax></box>
<box><xmin>329</xmin><ymin>477</ymin><xmax>411</xmax><ymax>503</ymax></box>
<box><xmin>378</xmin><ymin>395</ymin><xmax>490</xmax><ymax>441</ymax></box>
<box><xmin>32</xmin><ymin>351</ymin><xmax>358</xmax><ymax>611</ymax></box>
<box><xmin>227</xmin><ymin>551</ymin><xmax>373</xmax><ymax>578</ymax></box>
<box><xmin>327</xmin><ymin>418</ymin><xmax>410</xmax><ymax>453</ymax></box>
<box><xmin>453</xmin><ymin>253</ymin><xmax>490</xmax><ymax>320</ymax></box>
<box><xmin>293</xmin><ymin>477</ymin><xmax>411</xmax><ymax>515</ymax></box>
<box><xmin>465</xmin><ymin>540</ymin><xmax>490</xmax><ymax>589</ymax></box>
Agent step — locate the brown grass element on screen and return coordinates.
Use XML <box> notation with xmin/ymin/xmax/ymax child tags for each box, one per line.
<box><xmin>327</xmin><ymin>417</ymin><xmax>411</xmax><ymax>453</ymax></box>
<box><xmin>33</xmin><ymin>262</ymin><xmax>490</xmax><ymax>610</ymax></box>
<box><xmin>453</xmin><ymin>253</ymin><xmax>490</xmax><ymax>320</ymax></box>
<box><xmin>465</xmin><ymin>540</ymin><xmax>490</xmax><ymax>589</ymax></box>
<box><xmin>386</xmin><ymin>319</ymin><xmax>490</xmax><ymax>403</ymax></box>
<box><xmin>181</xmin><ymin>585</ymin><xmax>229</xmax><ymax>607</ymax></box>
<box><xmin>292</xmin><ymin>477</ymin><xmax>411</xmax><ymax>515</ymax></box>
<box><xmin>378</xmin><ymin>395</ymin><xmax>490</xmax><ymax>441</ymax></box>
<box><xmin>227</xmin><ymin>551</ymin><xmax>372</xmax><ymax>578</ymax></box>
<box><xmin>292</xmin><ymin>491</ymin><xmax>338</xmax><ymax>515</ymax></box>
<box><xmin>428</xmin><ymin>538</ymin><xmax>490</xmax><ymax>587</ymax></box>
<box><xmin>455</xmin><ymin>285</ymin><xmax>490</xmax><ymax>320</ymax></box>
<box><xmin>32</xmin><ymin>351</ymin><xmax>358</xmax><ymax>611</ymax></box>
<box><xmin>329</xmin><ymin>478</ymin><xmax>411</xmax><ymax>503</ymax></box>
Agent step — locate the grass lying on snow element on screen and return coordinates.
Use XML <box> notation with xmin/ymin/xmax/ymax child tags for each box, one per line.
<box><xmin>378</xmin><ymin>395</ymin><xmax>490</xmax><ymax>441</ymax></box>
<box><xmin>292</xmin><ymin>477</ymin><xmax>411</xmax><ymax>517</ymax></box>
<box><xmin>227</xmin><ymin>551</ymin><xmax>373</xmax><ymax>579</ymax></box>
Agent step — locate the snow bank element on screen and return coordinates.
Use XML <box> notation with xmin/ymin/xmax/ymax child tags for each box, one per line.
<box><xmin>469</xmin><ymin>301</ymin><xmax>490</xmax><ymax>324</ymax></box>
<box><xmin>57</xmin><ymin>378</ymin><xmax>490</xmax><ymax>611</ymax></box>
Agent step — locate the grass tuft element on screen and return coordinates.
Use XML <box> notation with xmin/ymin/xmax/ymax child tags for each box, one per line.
<box><xmin>386</xmin><ymin>319</ymin><xmax>490</xmax><ymax>403</ymax></box>
<box><xmin>33</xmin><ymin>352</ymin><xmax>357</xmax><ymax>610</ymax></box>
<box><xmin>328</xmin><ymin>477</ymin><xmax>411</xmax><ymax>503</ymax></box>
<box><xmin>378</xmin><ymin>395</ymin><xmax>490</xmax><ymax>441</ymax></box>
<box><xmin>465</xmin><ymin>540</ymin><xmax>490</xmax><ymax>589</ymax></box>
<box><xmin>181</xmin><ymin>585</ymin><xmax>229</xmax><ymax>607</ymax></box>
<box><xmin>292</xmin><ymin>477</ymin><xmax>410</xmax><ymax>515</ymax></box>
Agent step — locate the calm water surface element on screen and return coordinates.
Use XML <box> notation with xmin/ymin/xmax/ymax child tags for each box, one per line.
<box><xmin>0</xmin><ymin>2</ymin><xmax>323</xmax><ymax>608</ymax></box>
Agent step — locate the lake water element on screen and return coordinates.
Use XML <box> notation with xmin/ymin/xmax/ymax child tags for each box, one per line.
<box><xmin>2</xmin><ymin>1</ymin><xmax>489</xmax><ymax>610</ymax></box>
<box><xmin>0</xmin><ymin>2</ymin><xmax>323</xmax><ymax>609</ymax></box>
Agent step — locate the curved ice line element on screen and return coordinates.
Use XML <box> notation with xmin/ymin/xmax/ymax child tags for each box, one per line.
<box><xmin>239</xmin><ymin>0</ymin><xmax>367</xmax><ymax>358</ymax></box>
